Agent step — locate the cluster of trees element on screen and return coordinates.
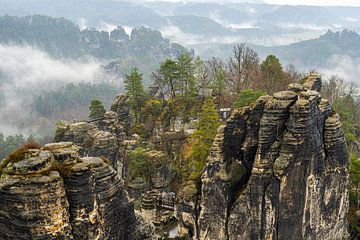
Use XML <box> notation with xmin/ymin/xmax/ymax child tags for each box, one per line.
<box><xmin>0</xmin><ymin>133</ymin><xmax>34</xmax><ymax>160</ymax></box>
<box><xmin>153</xmin><ymin>44</ymin><xmax>299</xmax><ymax>110</ymax></box>
<box><xmin>0</xmin><ymin>15</ymin><xmax>187</xmax><ymax>61</ymax></box>
<box><xmin>0</xmin><ymin>15</ymin><xmax>188</xmax><ymax>83</ymax></box>
<box><xmin>121</xmin><ymin>48</ymin><xmax>360</xmax><ymax>238</ymax></box>
<box><xmin>33</xmin><ymin>82</ymin><xmax>119</xmax><ymax>121</ymax></box>
<box><xmin>321</xmin><ymin>76</ymin><xmax>360</xmax><ymax>238</ymax></box>
<box><xmin>122</xmin><ymin>45</ymin><xmax>300</xmax><ymax>189</ymax></box>
<box><xmin>181</xmin><ymin>98</ymin><xmax>221</xmax><ymax>181</ymax></box>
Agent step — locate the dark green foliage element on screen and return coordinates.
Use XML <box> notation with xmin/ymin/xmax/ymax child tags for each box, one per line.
<box><xmin>260</xmin><ymin>55</ymin><xmax>289</xmax><ymax>94</ymax></box>
<box><xmin>233</xmin><ymin>89</ymin><xmax>266</xmax><ymax>108</ymax></box>
<box><xmin>153</xmin><ymin>54</ymin><xmax>199</xmax><ymax>125</ymax></box>
<box><xmin>32</xmin><ymin>82</ymin><xmax>118</xmax><ymax>120</ymax></box>
<box><xmin>142</xmin><ymin>99</ymin><xmax>163</xmax><ymax>135</ymax></box>
<box><xmin>0</xmin><ymin>15</ymin><xmax>188</xmax><ymax>84</ymax></box>
<box><xmin>350</xmin><ymin>155</ymin><xmax>360</xmax><ymax>239</ymax></box>
<box><xmin>186</xmin><ymin>98</ymin><xmax>221</xmax><ymax>180</ymax></box>
<box><xmin>89</xmin><ymin>99</ymin><xmax>106</xmax><ymax>120</ymax></box>
<box><xmin>0</xmin><ymin>133</ymin><xmax>28</xmax><ymax>160</ymax></box>
<box><xmin>128</xmin><ymin>147</ymin><xmax>150</xmax><ymax>180</ymax></box>
<box><xmin>155</xmin><ymin>59</ymin><xmax>180</xmax><ymax>101</ymax></box>
<box><xmin>125</xmin><ymin>68</ymin><xmax>146</xmax><ymax>122</ymax></box>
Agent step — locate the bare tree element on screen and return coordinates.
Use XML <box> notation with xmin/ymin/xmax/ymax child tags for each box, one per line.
<box><xmin>321</xmin><ymin>75</ymin><xmax>348</xmax><ymax>104</ymax></box>
<box><xmin>227</xmin><ymin>43</ymin><xmax>260</xmax><ymax>93</ymax></box>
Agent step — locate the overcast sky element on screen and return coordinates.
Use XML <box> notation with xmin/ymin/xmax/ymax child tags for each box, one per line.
<box><xmin>141</xmin><ymin>0</ymin><xmax>360</xmax><ymax>6</ymax></box>
<box><xmin>264</xmin><ymin>0</ymin><xmax>360</xmax><ymax>6</ymax></box>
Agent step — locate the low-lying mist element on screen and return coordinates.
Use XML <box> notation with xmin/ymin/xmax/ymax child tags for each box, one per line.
<box><xmin>0</xmin><ymin>44</ymin><xmax>119</xmax><ymax>138</ymax></box>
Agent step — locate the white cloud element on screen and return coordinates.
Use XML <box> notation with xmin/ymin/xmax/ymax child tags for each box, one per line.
<box><xmin>76</xmin><ymin>18</ymin><xmax>88</xmax><ymax>31</ymax></box>
<box><xmin>320</xmin><ymin>55</ymin><xmax>360</xmax><ymax>85</ymax></box>
<box><xmin>0</xmin><ymin>44</ymin><xmax>107</xmax><ymax>136</ymax></box>
<box><xmin>99</xmin><ymin>21</ymin><xmax>118</xmax><ymax>33</ymax></box>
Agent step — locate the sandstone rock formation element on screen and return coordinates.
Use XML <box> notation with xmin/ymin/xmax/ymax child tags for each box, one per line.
<box><xmin>55</xmin><ymin>94</ymin><xmax>178</xmax><ymax>196</ymax></box>
<box><xmin>198</xmin><ymin>75</ymin><xmax>349</xmax><ymax>240</ymax></box>
<box><xmin>0</xmin><ymin>142</ymin><xmax>156</xmax><ymax>240</ymax></box>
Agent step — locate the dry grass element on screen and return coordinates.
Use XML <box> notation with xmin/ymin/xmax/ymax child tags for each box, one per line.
<box><xmin>0</xmin><ymin>140</ymin><xmax>41</xmax><ymax>175</ymax></box>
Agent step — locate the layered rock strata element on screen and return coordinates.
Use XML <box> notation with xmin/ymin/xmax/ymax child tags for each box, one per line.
<box><xmin>0</xmin><ymin>142</ymin><xmax>156</xmax><ymax>240</ymax></box>
<box><xmin>198</xmin><ymin>76</ymin><xmax>349</xmax><ymax>240</ymax></box>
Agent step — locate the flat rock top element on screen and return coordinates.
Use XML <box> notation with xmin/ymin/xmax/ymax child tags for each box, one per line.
<box><xmin>71</xmin><ymin>157</ymin><xmax>104</xmax><ymax>171</ymax></box>
<box><xmin>0</xmin><ymin>171</ymin><xmax>61</xmax><ymax>189</ymax></box>
<box><xmin>287</xmin><ymin>83</ymin><xmax>305</xmax><ymax>93</ymax></box>
<box><xmin>43</xmin><ymin>142</ymin><xmax>74</xmax><ymax>150</ymax></box>
<box><xmin>3</xmin><ymin>150</ymin><xmax>52</xmax><ymax>175</ymax></box>
<box><xmin>299</xmin><ymin>90</ymin><xmax>321</xmax><ymax>100</ymax></box>
<box><xmin>273</xmin><ymin>91</ymin><xmax>298</xmax><ymax>100</ymax></box>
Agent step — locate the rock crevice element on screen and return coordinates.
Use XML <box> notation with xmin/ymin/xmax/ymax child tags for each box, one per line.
<box><xmin>0</xmin><ymin>142</ymin><xmax>156</xmax><ymax>240</ymax></box>
<box><xmin>198</xmin><ymin>75</ymin><xmax>349</xmax><ymax>240</ymax></box>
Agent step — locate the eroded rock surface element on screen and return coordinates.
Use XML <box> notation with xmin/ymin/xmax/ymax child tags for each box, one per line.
<box><xmin>198</xmin><ymin>75</ymin><xmax>349</xmax><ymax>240</ymax></box>
<box><xmin>0</xmin><ymin>142</ymin><xmax>156</xmax><ymax>240</ymax></box>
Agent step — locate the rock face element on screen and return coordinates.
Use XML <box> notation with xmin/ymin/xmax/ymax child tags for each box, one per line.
<box><xmin>54</xmin><ymin>95</ymin><xmax>131</xmax><ymax>178</ymax></box>
<box><xmin>198</xmin><ymin>76</ymin><xmax>349</xmax><ymax>240</ymax></box>
<box><xmin>0</xmin><ymin>142</ymin><xmax>156</xmax><ymax>240</ymax></box>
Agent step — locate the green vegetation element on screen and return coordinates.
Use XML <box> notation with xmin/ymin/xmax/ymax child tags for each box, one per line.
<box><xmin>0</xmin><ymin>15</ymin><xmax>188</xmax><ymax>83</ymax></box>
<box><xmin>322</xmin><ymin>77</ymin><xmax>360</xmax><ymax>238</ymax></box>
<box><xmin>350</xmin><ymin>154</ymin><xmax>360</xmax><ymax>238</ymax></box>
<box><xmin>33</xmin><ymin>82</ymin><xmax>119</xmax><ymax>120</ymax></box>
<box><xmin>125</xmin><ymin>68</ymin><xmax>147</xmax><ymax>122</ymax></box>
<box><xmin>183</xmin><ymin>98</ymin><xmax>221</xmax><ymax>181</ymax></box>
<box><xmin>0</xmin><ymin>133</ymin><xmax>33</xmax><ymax>160</ymax></box>
<box><xmin>0</xmin><ymin>140</ymin><xmax>41</xmax><ymax>175</ymax></box>
<box><xmin>233</xmin><ymin>89</ymin><xmax>266</xmax><ymax>108</ymax></box>
<box><xmin>88</xmin><ymin>99</ymin><xmax>106</xmax><ymax>120</ymax></box>
<box><xmin>128</xmin><ymin>147</ymin><xmax>150</xmax><ymax>180</ymax></box>
<box><xmin>260</xmin><ymin>55</ymin><xmax>291</xmax><ymax>94</ymax></box>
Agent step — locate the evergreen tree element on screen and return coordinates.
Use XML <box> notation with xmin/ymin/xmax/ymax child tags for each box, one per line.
<box><xmin>153</xmin><ymin>59</ymin><xmax>179</xmax><ymax>101</ymax></box>
<box><xmin>89</xmin><ymin>99</ymin><xmax>106</xmax><ymax>119</ymax></box>
<box><xmin>124</xmin><ymin>68</ymin><xmax>146</xmax><ymax>122</ymax></box>
<box><xmin>260</xmin><ymin>55</ymin><xmax>287</xmax><ymax>94</ymax></box>
<box><xmin>188</xmin><ymin>98</ymin><xmax>221</xmax><ymax>179</ymax></box>
<box><xmin>177</xmin><ymin>54</ymin><xmax>197</xmax><ymax>100</ymax></box>
<box><xmin>233</xmin><ymin>89</ymin><xmax>266</xmax><ymax>108</ymax></box>
<box><xmin>128</xmin><ymin>147</ymin><xmax>150</xmax><ymax>180</ymax></box>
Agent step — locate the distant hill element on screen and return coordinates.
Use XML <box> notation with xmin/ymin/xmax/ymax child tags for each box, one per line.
<box><xmin>264</xmin><ymin>30</ymin><xmax>360</xmax><ymax>68</ymax></box>
<box><xmin>0</xmin><ymin>15</ymin><xmax>189</xmax><ymax>81</ymax></box>
<box><xmin>193</xmin><ymin>29</ymin><xmax>360</xmax><ymax>69</ymax></box>
<box><xmin>2</xmin><ymin>0</ymin><xmax>360</xmax><ymax>47</ymax></box>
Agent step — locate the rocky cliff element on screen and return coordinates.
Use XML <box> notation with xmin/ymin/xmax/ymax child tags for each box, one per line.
<box><xmin>1</xmin><ymin>74</ymin><xmax>349</xmax><ymax>240</ymax></box>
<box><xmin>198</xmin><ymin>75</ymin><xmax>349</xmax><ymax>240</ymax></box>
<box><xmin>0</xmin><ymin>142</ymin><xmax>156</xmax><ymax>240</ymax></box>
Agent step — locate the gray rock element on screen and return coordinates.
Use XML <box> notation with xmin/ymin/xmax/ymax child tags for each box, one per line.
<box><xmin>198</xmin><ymin>74</ymin><xmax>349</xmax><ymax>240</ymax></box>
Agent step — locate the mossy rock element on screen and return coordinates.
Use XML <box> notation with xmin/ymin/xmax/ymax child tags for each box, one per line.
<box><xmin>179</xmin><ymin>181</ymin><xmax>199</xmax><ymax>201</ymax></box>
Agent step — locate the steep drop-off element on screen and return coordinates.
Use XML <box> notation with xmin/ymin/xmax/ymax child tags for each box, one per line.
<box><xmin>198</xmin><ymin>75</ymin><xmax>349</xmax><ymax>240</ymax></box>
<box><xmin>0</xmin><ymin>142</ymin><xmax>155</xmax><ymax>240</ymax></box>
<box><xmin>0</xmin><ymin>74</ymin><xmax>350</xmax><ymax>240</ymax></box>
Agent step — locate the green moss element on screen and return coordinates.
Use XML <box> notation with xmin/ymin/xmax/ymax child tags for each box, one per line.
<box><xmin>180</xmin><ymin>181</ymin><xmax>199</xmax><ymax>201</ymax></box>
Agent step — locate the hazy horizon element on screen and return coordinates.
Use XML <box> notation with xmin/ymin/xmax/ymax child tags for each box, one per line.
<box><xmin>138</xmin><ymin>0</ymin><xmax>360</xmax><ymax>7</ymax></box>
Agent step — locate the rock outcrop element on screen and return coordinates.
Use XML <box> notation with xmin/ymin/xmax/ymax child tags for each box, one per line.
<box><xmin>0</xmin><ymin>142</ymin><xmax>156</xmax><ymax>240</ymax></box>
<box><xmin>198</xmin><ymin>75</ymin><xmax>349</xmax><ymax>240</ymax></box>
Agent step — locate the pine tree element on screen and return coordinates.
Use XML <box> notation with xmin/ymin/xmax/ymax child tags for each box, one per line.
<box><xmin>89</xmin><ymin>99</ymin><xmax>106</xmax><ymax>120</ymax></box>
<box><xmin>260</xmin><ymin>55</ymin><xmax>287</xmax><ymax>94</ymax></box>
<box><xmin>188</xmin><ymin>98</ymin><xmax>221</xmax><ymax>179</ymax></box>
<box><xmin>124</xmin><ymin>68</ymin><xmax>146</xmax><ymax>122</ymax></box>
<box><xmin>177</xmin><ymin>54</ymin><xmax>196</xmax><ymax>100</ymax></box>
<box><xmin>154</xmin><ymin>59</ymin><xmax>179</xmax><ymax>101</ymax></box>
<box><xmin>233</xmin><ymin>89</ymin><xmax>266</xmax><ymax>108</ymax></box>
